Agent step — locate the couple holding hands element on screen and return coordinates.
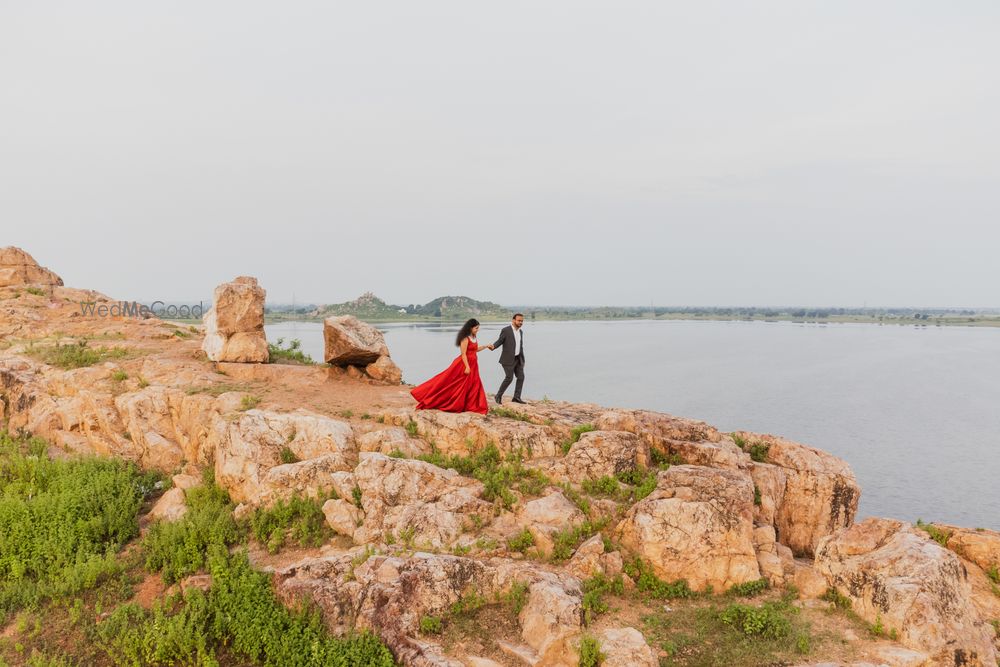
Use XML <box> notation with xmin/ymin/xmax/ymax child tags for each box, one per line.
<box><xmin>410</xmin><ymin>314</ymin><xmax>526</xmax><ymax>415</ymax></box>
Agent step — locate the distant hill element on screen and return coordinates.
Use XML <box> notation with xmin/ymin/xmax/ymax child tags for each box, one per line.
<box><xmin>309</xmin><ymin>293</ymin><xmax>510</xmax><ymax>321</ymax></box>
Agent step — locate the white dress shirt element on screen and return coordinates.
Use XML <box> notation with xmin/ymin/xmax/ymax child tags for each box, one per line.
<box><xmin>512</xmin><ymin>326</ymin><xmax>522</xmax><ymax>357</ymax></box>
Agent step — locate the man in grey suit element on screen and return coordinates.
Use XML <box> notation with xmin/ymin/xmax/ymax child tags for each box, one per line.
<box><xmin>489</xmin><ymin>313</ymin><xmax>526</xmax><ymax>404</ymax></box>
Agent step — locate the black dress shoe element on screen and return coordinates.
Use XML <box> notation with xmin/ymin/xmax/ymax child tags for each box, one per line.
<box><xmin>512</xmin><ymin>398</ymin><xmax>527</xmax><ymax>404</ymax></box>
<box><xmin>494</xmin><ymin>394</ymin><xmax>503</xmax><ymax>404</ymax></box>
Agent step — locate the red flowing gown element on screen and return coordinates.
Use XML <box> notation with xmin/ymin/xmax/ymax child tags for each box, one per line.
<box><xmin>410</xmin><ymin>337</ymin><xmax>489</xmax><ymax>414</ymax></box>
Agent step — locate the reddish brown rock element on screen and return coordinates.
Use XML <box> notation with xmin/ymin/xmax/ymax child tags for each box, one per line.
<box><xmin>0</xmin><ymin>246</ymin><xmax>63</xmax><ymax>287</ymax></box>
<box><xmin>202</xmin><ymin>276</ymin><xmax>268</xmax><ymax>363</ymax></box>
<box><xmin>323</xmin><ymin>315</ymin><xmax>389</xmax><ymax>366</ymax></box>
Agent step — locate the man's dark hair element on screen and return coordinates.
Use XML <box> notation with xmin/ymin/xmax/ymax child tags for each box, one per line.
<box><xmin>513</xmin><ymin>313</ymin><xmax>524</xmax><ymax>320</ymax></box>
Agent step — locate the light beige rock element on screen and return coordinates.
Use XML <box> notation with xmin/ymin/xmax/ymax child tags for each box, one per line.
<box><xmin>566</xmin><ymin>534</ymin><xmax>605</xmax><ymax>579</ymax></box>
<box><xmin>749</xmin><ymin>461</ymin><xmax>787</xmax><ymax>527</ymax></box>
<box><xmin>596</xmin><ymin>627</ymin><xmax>658</xmax><ymax>667</ymax></box>
<box><xmin>380</xmin><ymin>408</ymin><xmax>561</xmax><ymax>458</ymax></box>
<box><xmin>792</xmin><ymin>560</ymin><xmax>829</xmax><ymax>599</ymax></box>
<box><xmin>815</xmin><ymin>518</ymin><xmax>997</xmax><ymax>665</ymax></box>
<box><xmin>0</xmin><ymin>247</ymin><xmax>63</xmax><ymax>287</ymax></box>
<box><xmin>357</xmin><ymin>427</ymin><xmax>429</xmax><ymax>458</ymax></box>
<box><xmin>594</xmin><ymin>409</ymin><xmax>722</xmax><ymax>444</ymax></box>
<box><xmin>614</xmin><ymin>465</ymin><xmax>760</xmax><ymax>591</ymax></box>
<box><xmin>516</xmin><ymin>491</ymin><xmax>586</xmax><ymax>557</ymax></box>
<box><xmin>148</xmin><ymin>487</ymin><xmax>188</xmax><ymax>522</ymax></box>
<box><xmin>322</xmin><ymin>498</ymin><xmax>363</xmax><ymax>538</ymax></box>
<box><xmin>542</xmin><ymin>430</ymin><xmax>649</xmax><ymax>483</ymax></box>
<box><xmin>519</xmin><ymin>579</ymin><xmax>583</xmax><ymax>666</ymax></box>
<box><xmin>201</xmin><ymin>276</ymin><xmax>268</xmax><ymax>363</ymax></box>
<box><xmin>256</xmin><ymin>453</ymin><xmax>354</xmax><ymax>507</ymax></box>
<box><xmin>744</xmin><ymin>433</ymin><xmax>860</xmax><ymax>557</ymax></box>
<box><xmin>209</xmin><ymin>409</ymin><xmax>355</xmax><ymax>505</ymax></box>
<box><xmin>351</xmin><ymin>454</ymin><xmax>492</xmax><ymax>548</ymax></box>
<box><xmin>323</xmin><ymin>315</ymin><xmax>389</xmax><ymax>366</ymax></box>
<box><xmin>365</xmin><ymin>355</ymin><xmax>403</xmax><ymax>385</ymax></box>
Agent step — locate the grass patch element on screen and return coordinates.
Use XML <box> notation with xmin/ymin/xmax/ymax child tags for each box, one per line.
<box><xmin>550</xmin><ymin>519</ymin><xmax>608</xmax><ymax>562</ymax></box>
<box><xmin>110</xmin><ymin>369</ymin><xmax>128</xmax><ymax>382</ymax></box>
<box><xmin>417</xmin><ymin>443</ymin><xmax>550</xmax><ymax>510</ymax></box>
<box><xmin>578</xmin><ymin>634</ymin><xmax>604</xmax><ymax>667</ymax></box>
<box><xmin>582</xmin><ymin>573</ymin><xmax>624</xmax><ymax>624</ymax></box>
<box><xmin>732</xmin><ymin>433</ymin><xmax>770</xmax><ymax>462</ymax></box>
<box><xmin>184</xmin><ymin>382</ymin><xmax>254</xmax><ymax>397</ymax></box>
<box><xmin>142</xmin><ymin>469</ymin><xmax>243</xmax><ymax>584</ymax></box>
<box><xmin>240</xmin><ymin>394</ymin><xmax>261</xmax><ymax>411</ymax></box>
<box><xmin>506</xmin><ymin>529</ymin><xmax>535</xmax><ymax>553</ymax></box>
<box><xmin>728</xmin><ymin>578</ymin><xmax>769</xmax><ymax>598</ymax></box>
<box><xmin>489</xmin><ymin>407</ymin><xmax>532</xmax><ymax>422</ymax></box>
<box><xmin>268</xmin><ymin>337</ymin><xmax>315</xmax><ymax>365</ymax></box>
<box><xmin>25</xmin><ymin>340</ymin><xmax>133</xmax><ymax>370</ymax></box>
<box><xmin>95</xmin><ymin>548</ymin><xmax>395</xmax><ymax>666</ymax></box>
<box><xmin>821</xmin><ymin>587</ymin><xmax>852</xmax><ymax>610</ymax></box>
<box><xmin>623</xmin><ymin>558</ymin><xmax>694</xmax><ymax>600</ymax></box>
<box><xmin>248</xmin><ymin>493</ymin><xmax>334</xmax><ymax>554</ymax></box>
<box><xmin>0</xmin><ymin>431</ymin><xmax>158</xmax><ymax>621</ymax></box>
<box><xmin>419</xmin><ymin>615</ymin><xmax>442</xmax><ymax>635</ymax></box>
<box><xmin>279</xmin><ymin>445</ymin><xmax>299</xmax><ymax>464</ymax></box>
<box><xmin>916</xmin><ymin>519</ymin><xmax>951</xmax><ymax>547</ymax></box>
<box><xmin>561</xmin><ymin>424</ymin><xmax>596</xmax><ymax>455</ymax></box>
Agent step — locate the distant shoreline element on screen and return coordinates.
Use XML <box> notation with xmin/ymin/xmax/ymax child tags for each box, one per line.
<box><xmin>263</xmin><ymin>312</ymin><xmax>1000</xmax><ymax>328</ymax></box>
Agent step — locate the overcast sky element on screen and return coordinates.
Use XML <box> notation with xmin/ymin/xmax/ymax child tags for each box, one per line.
<box><xmin>2</xmin><ymin>1</ymin><xmax>998</xmax><ymax>307</ymax></box>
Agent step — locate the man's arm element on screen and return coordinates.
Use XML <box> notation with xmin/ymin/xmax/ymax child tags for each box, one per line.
<box><xmin>491</xmin><ymin>327</ymin><xmax>507</xmax><ymax>350</ymax></box>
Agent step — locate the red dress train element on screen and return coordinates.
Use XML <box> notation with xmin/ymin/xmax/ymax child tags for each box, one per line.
<box><xmin>410</xmin><ymin>337</ymin><xmax>489</xmax><ymax>414</ymax></box>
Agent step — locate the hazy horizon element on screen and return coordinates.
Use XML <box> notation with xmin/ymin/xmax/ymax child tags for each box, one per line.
<box><xmin>3</xmin><ymin>2</ymin><xmax>998</xmax><ymax>308</ymax></box>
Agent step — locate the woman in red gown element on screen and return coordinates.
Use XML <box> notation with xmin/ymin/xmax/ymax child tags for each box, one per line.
<box><xmin>410</xmin><ymin>318</ymin><xmax>490</xmax><ymax>414</ymax></box>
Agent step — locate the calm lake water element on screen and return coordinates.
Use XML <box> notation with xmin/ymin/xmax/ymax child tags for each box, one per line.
<box><xmin>266</xmin><ymin>319</ymin><xmax>1000</xmax><ymax>530</ymax></box>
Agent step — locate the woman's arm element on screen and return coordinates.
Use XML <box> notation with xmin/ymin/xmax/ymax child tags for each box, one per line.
<box><xmin>476</xmin><ymin>343</ymin><xmax>490</xmax><ymax>351</ymax></box>
<box><xmin>460</xmin><ymin>337</ymin><xmax>471</xmax><ymax>374</ymax></box>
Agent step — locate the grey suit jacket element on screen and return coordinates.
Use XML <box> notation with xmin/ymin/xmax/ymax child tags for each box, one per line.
<box><xmin>491</xmin><ymin>325</ymin><xmax>525</xmax><ymax>367</ymax></box>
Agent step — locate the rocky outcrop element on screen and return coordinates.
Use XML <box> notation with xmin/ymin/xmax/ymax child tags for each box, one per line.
<box><xmin>274</xmin><ymin>550</ymin><xmax>584</xmax><ymax>667</ymax></box>
<box><xmin>740</xmin><ymin>433</ymin><xmax>860</xmax><ymax>557</ymax></box>
<box><xmin>815</xmin><ymin>518</ymin><xmax>997</xmax><ymax>665</ymax></box>
<box><xmin>349</xmin><ymin>454</ymin><xmax>494</xmax><ymax>548</ymax></box>
<box><xmin>208</xmin><ymin>409</ymin><xmax>356</xmax><ymax>505</ymax></box>
<box><xmin>0</xmin><ymin>246</ymin><xmax>63</xmax><ymax>288</ymax></box>
<box><xmin>202</xmin><ymin>276</ymin><xmax>269</xmax><ymax>363</ymax></box>
<box><xmin>540</xmin><ymin>430</ymin><xmax>649</xmax><ymax>483</ymax></box>
<box><xmin>596</xmin><ymin>627</ymin><xmax>658</xmax><ymax>667</ymax></box>
<box><xmin>380</xmin><ymin>408</ymin><xmax>561</xmax><ymax>458</ymax></box>
<box><xmin>614</xmin><ymin>465</ymin><xmax>761</xmax><ymax>591</ymax></box>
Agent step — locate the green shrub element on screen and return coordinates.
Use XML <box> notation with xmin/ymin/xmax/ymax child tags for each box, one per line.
<box><xmin>502</xmin><ymin>581</ymin><xmax>530</xmax><ymax>615</ymax></box>
<box><xmin>506</xmin><ymin>529</ymin><xmax>535</xmax><ymax>553</ymax></box>
<box><xmin>418</xmin><ymin>443</ymin><xmax>548</xmax><ymax>510</ymax></box>
<box><xmin>916</xmin><ymin>519</ymin><xmax>951</xmax><ymax>547</ymax></box>
<box><xmin>987</xmin><ymin>566</ymin><xmax>1000</xmax><ymax>585</ymax></box>
<box><xmin>581</xmin><ymin>574</ymin><xmax>624</xmax><ymax>623</ymax></box>
<box><xmin>142</xmin><ymin>470</ymin><xmax>242</xmax><ymax>584</ymax></box>
<box><xmin>821</xmin><ymin>587</ymin><xmax>852</xmax><ymax>610</ymax></box>
<box><xmin>728</xmin><ymin>578</ymin><xmax>769</xmax><ymax>597</ymax></box>
<box><xmin>418</xmin><ymin>615</ymin><xmax>442</xmax><ymax>635</ymax></box>
<box><xmin>581</xmin><ymin>476</ymin><xmax>620</xmax><ymax>497</ymax></box>
<box><xmin>719</xmin><ymin>601</ymin><xmax>792</xmax><ymax>639</ymax></box>
<box><xmin>489</xmin><ymin>407</ymin><xmax>532</xmax><ymax>422</ymax></box>
<box><xmin>268</xmin><ymin>338</ymin><xmax>315</xmax><ymax>365</ymax></box>
<box><xmin>95</xmin><ymin>548</ymin><xmax>395</xmax><ymax>666</ymax></box>
<box><xmin>404</xmin><ymin>420</ymin><xmax>419</xmax><ymax>437</ymax></box>
<box><xmin>279</xmin><ymin>446</ymin><xmax>299</xmax><ymax>464</ymax></box>
<box><xmin>623</xmin><ymin>558</ymin><xmax>693</xmax><ymax>600</ymax></box>
<box><xmin>248</xmin><ymin>493</ymin><xmax>333</xmax><ymax>554</ymax></box>
<box><xmin>578</xmin><ymin>635</ymin><xmax>604</xmax><ymax>667</ymax></box>
<box><xmin>240</xmin><ymin>394</ymin><xmax>261</xmax><ymax>411</ymax></box>
<box><xmin>25</xmin><ymin>341</ymin><xmax>131</xmax><ymax>370</ymax></box>
<box><xmin>0</xmin><ymin>431</ymin><xmax>155</xmax><ymax>619</ymax></box>
<box><xmin>110</xmin><ymin>369</ymin><xmax>128</xmax><ymax>382</ymax></box>
<box><xmin>550</xmin><ymin>520</ymin><xmax>608</xmax><ymax>562</ymax></box>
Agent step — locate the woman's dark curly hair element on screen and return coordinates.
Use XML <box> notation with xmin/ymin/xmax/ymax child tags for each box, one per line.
<box><xmin>456</xmin><ymin>318</ymin><xmax>480</xmax><ymax>346</ymax></box>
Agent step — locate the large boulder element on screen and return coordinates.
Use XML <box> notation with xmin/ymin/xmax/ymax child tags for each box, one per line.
<box><xmin>931</xmin><ymin>523</ymin><xmax>1000</xmax><ymax>574</ymax></box>
<box><xmin>596</xmin><ymin>627</ymin><xmax>658</xmax><ymax>667</ymax></box>
<box><xmin>351</xmin><ymin>454</ymin><xmax>493</xmax><ymax>548</ymax></box>
<box><xmin>614</xmin><ymin>465</ymin><xmax>760</xmax><ymax>591</ymax></box>
<box><xmin>541</xmin><ymin>431</ymin><xmax>649</xmax><ymax>483</ymax></box>
<box><xmin>323</xmin><ymin>315</ymin><xmax>389</xmax><ymax>365</ymax></box>
<box><xmin>201</xmin><ymin>276</ymin><xmax>268</xmax><ymax>363</ymax></box>
<box><xmin>0</xmin><ymin>247</ymin><xmax>63</xmax><ymax>287</ymax></box>
<box><xmin>513</xmin><ymin>491</ymin><xmax>587</xmax><ymax>556</ymax></box>
<box><xmin>815</xmin><ymin>518</ymin><xmax>997</xmax><ymax>665</ymax></box>
<box><xmin>208</xmin><ymin>409</ymin><xmax>356</xmax><ymax>505</ymax></box>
